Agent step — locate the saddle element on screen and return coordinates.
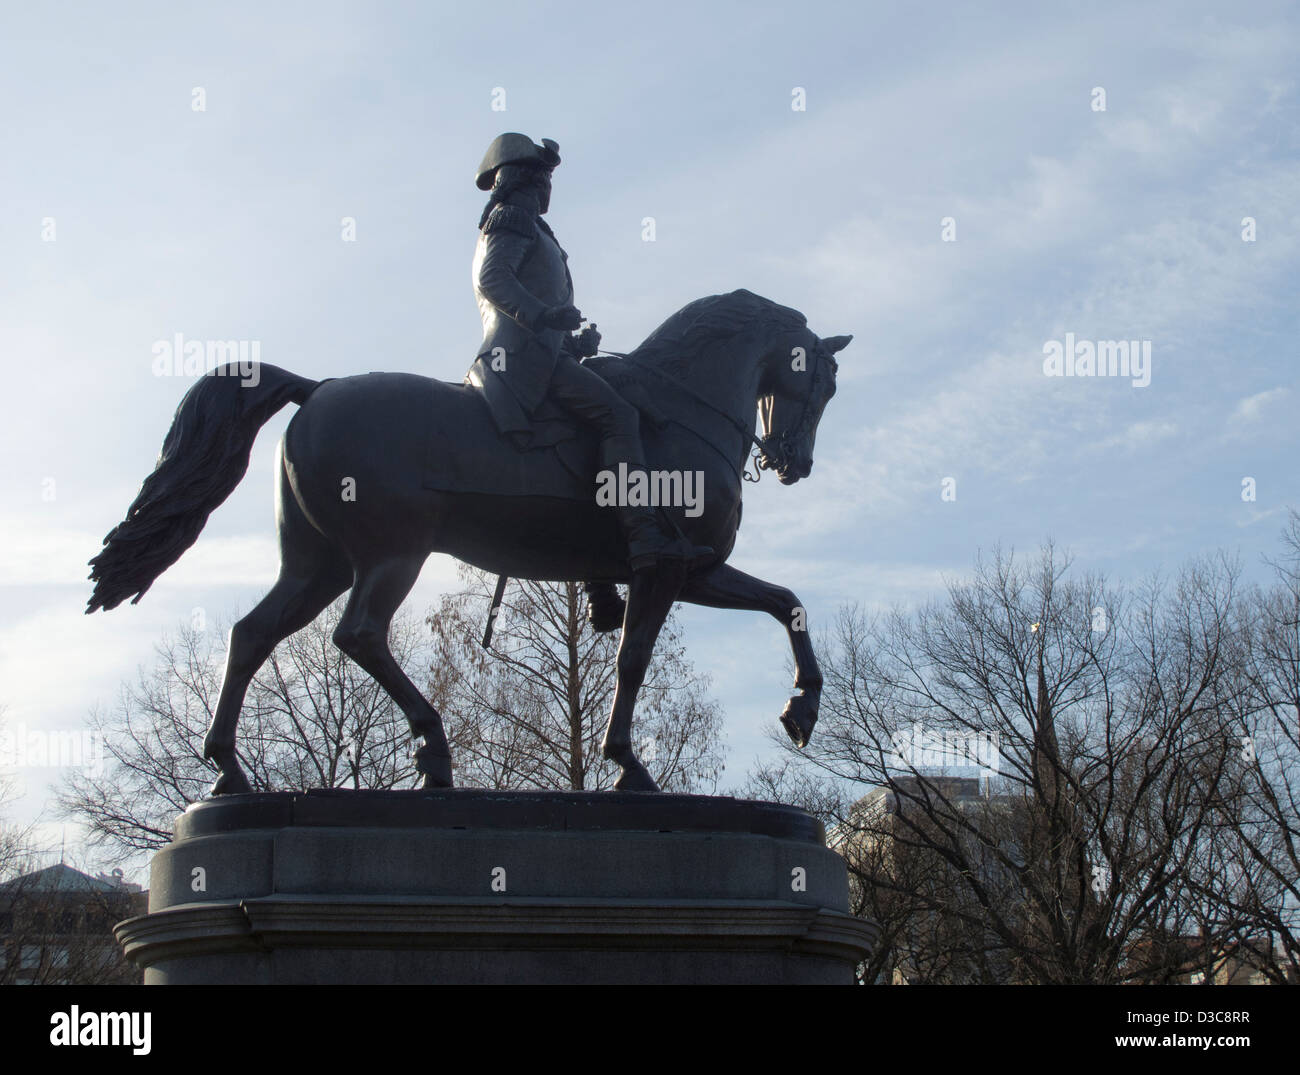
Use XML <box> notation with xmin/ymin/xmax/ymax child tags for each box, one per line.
<box><xmin>421</xmin><ymin>357</ymin><xmax>669</xmax><ymax>502</ymax></box>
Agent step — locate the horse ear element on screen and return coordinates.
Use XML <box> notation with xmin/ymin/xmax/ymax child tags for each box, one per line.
<box><xmin>822</xmin><ymin>334</ymin><xmax>853</xmax><ymax>354</ymax></box>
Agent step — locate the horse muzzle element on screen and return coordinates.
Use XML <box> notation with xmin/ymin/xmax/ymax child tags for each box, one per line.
<box><xmin>777</xmin><ymin>458</ymin><xmax>811</xmax><ymax>484</ymax></box>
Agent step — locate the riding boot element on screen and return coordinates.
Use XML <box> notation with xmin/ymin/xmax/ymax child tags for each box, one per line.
<box><xmin>599</xmin><ymin>434</ymin><xmax>714</xmax><ymax>572</ymax></box>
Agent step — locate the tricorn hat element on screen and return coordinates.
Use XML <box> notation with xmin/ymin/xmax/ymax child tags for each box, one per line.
<box><xmin>475</xmin><ymin>133</ymin><xmax>561</xmax><ymax>190</ymax></box>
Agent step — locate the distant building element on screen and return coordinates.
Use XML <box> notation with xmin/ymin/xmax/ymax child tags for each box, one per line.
<box><xmin>849</xmin><ymin>775</ymin><xmax>986</xmax><ymax>821</ymax></box>
<box><xmin>0</xmin><ymin>862</ymin><xmax>146</xmax><ymax>984</ymax></box>
<box><xmin>831</xmin><ymin>775</ymin><xmax>1011</xmax><ymax>984</ymax></box>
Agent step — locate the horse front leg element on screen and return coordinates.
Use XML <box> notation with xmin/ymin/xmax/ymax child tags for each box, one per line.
<box><xmin>679</xmin><ymin>562</ymin><xmax>822</xmax><ymax>747</ymax></box>
<box><xmin>602</xmin><ymin>564</ymin><xmax>684</xmax><ymax>791</ymax></box>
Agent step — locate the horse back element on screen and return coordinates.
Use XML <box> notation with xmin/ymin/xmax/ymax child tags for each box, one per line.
<box><xmin>285</xmin><ymin>372</ymin><xmax>742</xmax><ymax>570</ymax></box>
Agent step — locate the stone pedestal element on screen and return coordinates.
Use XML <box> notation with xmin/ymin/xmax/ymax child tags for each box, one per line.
<box><xmin>116</xmin><ymin>789</ymin><xmax>876</xmax><ymax>984</ymax></box>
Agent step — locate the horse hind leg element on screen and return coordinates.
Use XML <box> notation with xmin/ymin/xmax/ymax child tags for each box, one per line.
<box><xmin>202</xmin><ymin>549</ymin><xmax>352</xmax><ymax>796</ymax></box>
<box><xmin>331</xmin><ymin>555</ymin><xmax>453</xmax><ymax>789</ymax></box>
<box><xmin>203</xmin><ymin>461</ymin><xmax>352</xmax><ymax>796</ymax></box>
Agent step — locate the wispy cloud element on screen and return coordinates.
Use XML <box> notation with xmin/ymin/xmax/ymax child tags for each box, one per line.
<box><xmin>1227</xmin><ymin>387</ymin><xmax>1290</xmax><ymax>435</ymax></box>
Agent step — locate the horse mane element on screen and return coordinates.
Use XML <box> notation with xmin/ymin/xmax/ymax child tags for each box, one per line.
<box><xmin>627</xmin><ymin>289</ymin><xmax>807</xmax><ymax>378</ymax></box>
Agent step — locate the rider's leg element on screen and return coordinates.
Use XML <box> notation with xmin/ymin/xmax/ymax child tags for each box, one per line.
<box><xmin>545</xmin><ymin>356</ymin><xmax>711</xmax><ymax>572</ymax></box>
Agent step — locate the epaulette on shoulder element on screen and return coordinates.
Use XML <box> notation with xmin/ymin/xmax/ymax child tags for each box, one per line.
<box><xmin>482</xmin><ymin>204</ymin><xmax>538</xmax><ymax>238</ymax></box>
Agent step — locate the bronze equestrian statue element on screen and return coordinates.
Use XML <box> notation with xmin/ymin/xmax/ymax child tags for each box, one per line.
<box><xmin>86</xmin><ymin>133</ymin><xmax>853</xmax><ymax>796</ymax></box>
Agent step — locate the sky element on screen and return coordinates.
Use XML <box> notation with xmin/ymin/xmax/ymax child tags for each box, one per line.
<box><xmin>1</xmin><ymin>1</ymin><xmax>1297</xmax><ymax>880</ymax></box>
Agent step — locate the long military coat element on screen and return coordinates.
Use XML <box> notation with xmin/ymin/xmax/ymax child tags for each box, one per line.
<box><xmin>466</xmin><ymin>203</ymin><xmax>577</xmax><ymax>441</ymax></box>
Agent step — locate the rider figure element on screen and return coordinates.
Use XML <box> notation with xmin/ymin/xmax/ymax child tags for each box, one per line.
<box><xmin>466</xmin><ymin>134</ymin><xmax>711</xmax><ymax>626</ymax></box>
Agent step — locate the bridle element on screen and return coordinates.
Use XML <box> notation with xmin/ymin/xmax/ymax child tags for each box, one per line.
<box><xmin>748</xmin><ymin>347</ymin><xmax>835</xmax><ymax>482</ymax></box>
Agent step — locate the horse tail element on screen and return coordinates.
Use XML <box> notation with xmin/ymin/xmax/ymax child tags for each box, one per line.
<box><xmin>86</xmin><ymin>363</ymin><xmax>320</xmax><ymax>613</ymax></box>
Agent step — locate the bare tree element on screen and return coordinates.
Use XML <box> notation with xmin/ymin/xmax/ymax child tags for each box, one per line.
<box><xmin>1198</xmin><ymin>510</ymin><xmax>1300</xmax><ymax>984</ymax></box>
<box><xmin>58</xmin><ymin>599</ymin><xmax>426</xmax><ymax>860</ymax></box>
<box><xmin>426</xmin><ymin>568</ymin><xmax>725</xmax><ymax>792</ymax></box>
<box><xmin>747</xmin><ymin>543</ymin><xmax>1259</xmax><ymax>983</ymax></box>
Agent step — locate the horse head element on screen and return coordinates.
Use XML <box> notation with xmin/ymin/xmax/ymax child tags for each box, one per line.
<box><xmin>757</xmin><ymin>328</ymin><xmax>852</xmax><ymax>483</ymax></box>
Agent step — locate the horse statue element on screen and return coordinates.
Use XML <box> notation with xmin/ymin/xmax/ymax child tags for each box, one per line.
<box><xmin>86</xmin><ymin>289</ymin><xmax>851</xmax><ymax>795</ymax></box>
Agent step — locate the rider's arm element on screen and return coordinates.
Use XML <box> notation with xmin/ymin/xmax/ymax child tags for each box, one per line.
<box><xmin>477</xmin><ymin>228</ymin><xmax>549</xmax><ymax>332</ymax></box>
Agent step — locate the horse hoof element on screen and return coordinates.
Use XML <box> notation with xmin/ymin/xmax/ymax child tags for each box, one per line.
<box><xmin>415</xmin><ymin>745</ymin><xmax>453</xmax><ymax>788</ymax></box>
<box><xmin>210</xmin><ymin>768</ymin><xmax>252</xmax><ymax>797</ymax></box>
<box><xmin>780</xmin><ymin>693</ymin><xmax>818</xmax><ymax>748</ymax></box>
<box><xmin>613</xmin><ymin>762</ymin><xmax>661</xmax><ymax>792</ymax></box>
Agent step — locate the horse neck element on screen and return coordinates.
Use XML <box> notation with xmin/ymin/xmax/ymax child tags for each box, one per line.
<box><xmin>662</xmin><ymin>328</ymin><xmax>768</xmax><ymax>437</ymax></box>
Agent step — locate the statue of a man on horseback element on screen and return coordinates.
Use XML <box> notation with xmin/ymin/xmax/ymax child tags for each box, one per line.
<box><xmin>466</xmin><ymin>134</ymin><xmax>711</xmax><ymax>616</ymax></box>
<box><xmin>86</xmin><ymin>128</ymin><xmax>855</xmax><ymax>797</ymax></box>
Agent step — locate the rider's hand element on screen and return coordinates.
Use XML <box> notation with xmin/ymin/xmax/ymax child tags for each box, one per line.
<box><xmin>541</xmin><ymin>305</ymin><xmax>583</xmax><ymax>331</ymax></box>
<box><xmin>574</xmin><ymin>324</ymin><xmax>602</xmax><ymax>357</ymax></box>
